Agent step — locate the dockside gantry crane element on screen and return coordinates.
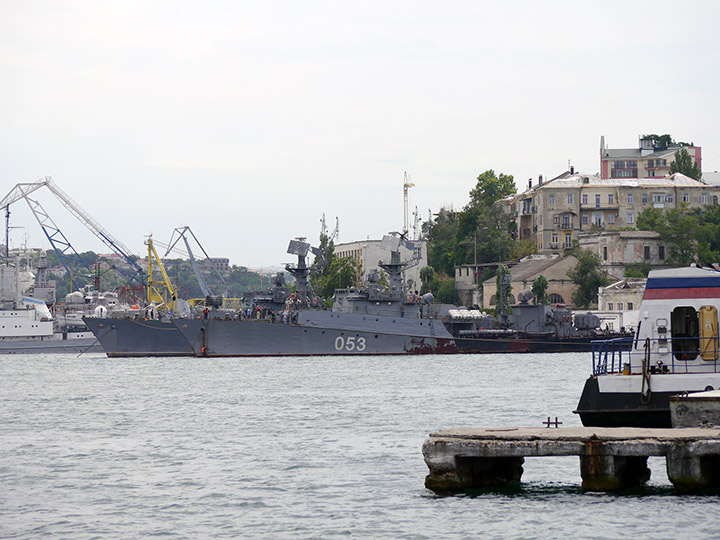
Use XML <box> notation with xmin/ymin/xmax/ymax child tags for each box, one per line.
<box><xmin>0</xmin><ymin>176</ymin><xmax>144</xmax><ymax>291</ymax></box>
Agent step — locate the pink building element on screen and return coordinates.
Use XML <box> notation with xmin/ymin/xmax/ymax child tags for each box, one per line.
<box><xmin>600</xmin><ymin>135</ymin><xmax>701</xmax><ymax>179</ymax></box>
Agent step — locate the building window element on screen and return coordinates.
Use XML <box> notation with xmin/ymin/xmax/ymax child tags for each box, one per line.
<box><xmin>628</xmin><ymin>302</ymin><xmax>634</xmax><ymax>310</ymax></box>
<box><xmin>551</xmin><ymin>233</ymin><xmax>559</xmax><ymax>244</ymax></box>
<box><xmin>642</xmin><ymin>194</ymin><xmax>648</xmax><ymax>204</ymax></box>
<box><xmin>582</xmin><ymin>194</ymin><xmax>588</xmax><ymax>205</ymax></box>
<box><xmin>653</xmin><ymin>193</ymin><xmax>665</xmax><ymax>204</ymax></box>
<box><xmin>627</xmin><ymin>213</ymin><xmax>634</xmax><ymax>224</ymax></box>
<box><xmin>647</xmin><ymin>159</ymin><xmax>654</xmax><ymax>168</ymax></box>
<box><xmin>612</xmin><ymin>161</ymin><xmax>624</xmax><ymax>169</ymax></box>
<box><xmin>667</xmin><ymin>193</ymin><xmax>674</xmax><ymax>203</ymax></box>
<box><xmin>644</xmin><ymin>246</ymin><xmax>651</xmax><ymax>260</ymax></box>
<box><xmin>549</xmin><ymin>194</ymin><xmax>555</xmax><ymax>205</ymax></box>
<box><xmin>608</xmin><ymin>302</ymin><xmax>614</xmax><ymax>311</ymax></box>
<box><xmin>608</xmin><ymin>213</ymin><xmax>615</xmax><ymax>224</ymax></box>
<box><xmin>702</xmin><ymin>194</ymin><xmax>708</xmax><ymax>204</ymax></box>
<box><xmin>567</xmin><ymin>193</ymin><xmax>574</xmax><ymax>204</ymax></box>
<box><xmin>562</xmin><ymin>213</ymin><xmax>570</xmax><ymax>228</ymax></box>
<box><xmin>683</xmin><ymin>193</ymin><xmax>690</xmax><ymax>203</ymax></box>
<box><xmin>603</xmin><ymin>246</ymin><xmax>608</xmax><ymax>261</ymax></box>
<box><xmin>564</xmin><ymin>234</ymin><xmax>572</xmax><ymax>248</ymax></box>
<box><xmin>659</xmin><ymin>245</ymin><xmax>665</xmax><ymax>260</ymax></box>
<box><xmin>595</xmin><ymin>194</ymin><xmax>601</xmax><ymax>208</ymax></box>
<box><xmin>657</xmin><ymin>158</ymin><xmax>667</xmax><ymax>167</ymax></box>
<box><xmin>549</xmin><ymin>293</ymin><xmax>565</xmax><ymax>304</ymax></box>
<box><xmin>553</xmin><ymin>214</ymin><xmax>560</xmax><ymax>224</ymax></box>
<box><xmin>608</xmin><ymin>194</ymin><xmax>614</xmax><ymax>204</ymax></box>
<box><xmin>627</xmin><ymin>193</ymin><xmax>633</xmax><ymax>204</ymax></box>
<box><xmin>581</xmin><ymin>214</ymin><xmax>589</xmax><ymax>224</ymax></box>
<box><xmin>617</xmin><ymin>302</ymin><xmax>624</xmax><ymax>311</ymax></box>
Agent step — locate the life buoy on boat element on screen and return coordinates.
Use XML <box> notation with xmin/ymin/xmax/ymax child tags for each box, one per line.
<box><xmin>289</xmin><ymin>293</ymin><xmax>296</xmax><ymax>300</ymax></box>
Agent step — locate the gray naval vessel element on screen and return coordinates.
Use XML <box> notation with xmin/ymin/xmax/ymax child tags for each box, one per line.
<box><xmin>172</xmin><ymin>236</ymin><xmax>458</xmax><ymax>357</ymax></box>
<box><xmin>84</xmin><ymin>236</ymin><xmax>622</xmax><ymax>357</ymax></box>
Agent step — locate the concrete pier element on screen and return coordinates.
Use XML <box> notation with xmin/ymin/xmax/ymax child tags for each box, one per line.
<box><xmin>423</xmin><ymin>427</ymin><xmax>720</xmax><ymax>492</ymax></box>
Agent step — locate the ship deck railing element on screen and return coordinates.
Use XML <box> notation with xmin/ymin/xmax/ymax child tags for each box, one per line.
<box><xmin>591</xmin><ymin>336</ymin><xmax>720</xmax><ymax>376</ymax></box>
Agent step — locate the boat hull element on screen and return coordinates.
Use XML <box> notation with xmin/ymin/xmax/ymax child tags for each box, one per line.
<box><xmin>0</xmin><ymin>334</ymin><xmax>102</xmax><ymax>354</ymax></box>
<box><xmin>454</xmin><ymin>335</ymin><xmax>607</xmax><ymax>354</ymax></box>
<box><xmin>173</xmin><ymin>318</ymin><xmax>459</xmax><ymax>357</ymax></box>
<box><xmin>83</xmin><ymin>317</ymin><xmax>194</xmax><ymax>357</ymax></box>
<box><xmin>574</xmin><ymin>374</ymin><xmax>720</xmax><ymax>428</ymax></box>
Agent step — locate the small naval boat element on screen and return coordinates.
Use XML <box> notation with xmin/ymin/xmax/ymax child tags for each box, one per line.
<box><xmin>574</xmin><ymin>266</ymin><xmax>720</xmax><ymax>428</ymax></box>
<box><xmin>0</xmin><ymin>259</ymin><xmax>101</xmax><ymax>354</ymax></box>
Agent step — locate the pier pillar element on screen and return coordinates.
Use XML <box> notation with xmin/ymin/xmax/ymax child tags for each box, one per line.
<box><xmin>666</xmin><ymin>445</ymin><xmax>720</xmax><ymax>492</ymax></box>
<box><xmin>580</xmin><ymin>436</ymin><xmax>650</xmax><ymax>491</ymax></box>
<box><xmin>425</xmin><ymin>456</ymin><xmax>524</xmax><ymax>492</ymax></box>
<box><xmin>580</xmin><ymin>454</ymin><xmax>650</xmax><ymax>491</ymax></box>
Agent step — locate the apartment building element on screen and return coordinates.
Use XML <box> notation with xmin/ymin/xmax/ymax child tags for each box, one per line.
<box><xmin>600</xmin><ymin>134</ymin><xmax>701</xmax><ymax>179</ymax></box>
<box><xmin>507</xmin><ymin>171</ymin><xmax>718</xmax><ymax>253</ymax></box>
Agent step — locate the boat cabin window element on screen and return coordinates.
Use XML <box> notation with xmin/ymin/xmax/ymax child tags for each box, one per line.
<box><xmin>671</xmin><ymin>306</ymin><xmax>699</xmax><ymax>361</ymax></box>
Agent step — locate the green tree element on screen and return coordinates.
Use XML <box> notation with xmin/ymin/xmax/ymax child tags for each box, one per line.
<box><xmin>636</xmin><ymin>207</ymin><xmax>664</xmax><ymax>231</ymax></box>
<box><xmin>670</xmin><ymin>148</ymin><xmax>701</xmax><ymax>180</ymax></box>
<box><xmin>662</xmin><ymin>206</ymin><xmax>699</xmax><ymax>265</ymax></box>
<box><xmin>426</xmin><ymin>209</ymin><xmax>459</xmax><ymax>276</ymax></box>
<box><xmin>419</xmin><ymin>266</ymin><xmax>435</xmax><ymax>295</ymax></box>
<box><xmin>624</xmin><ymin>262</ymin><xmax>652</xmax><ymax>278</ymax></box>
<box><xmin>531</xmin><ymin>274</ymin><xmax>549</xmax><ymax>305</ymax></box>
<box><xmin>312</xmin><ymin>256</ymin><xmax>358</xmax><ymax>301</ymax></box>
<box><xmin>435</xmin><ymin>277</ymin><xmax>456</xmax><ymax>304</ymax></box>
<box><xmin>468</xmin><ymin>170</ymin><xmax>516</xmax><ymax>209</ymax></box>
<box><xmin>697</xmin><ymin>204</ymin><xmax>720</xmax><ymax>265</ymax></box>
<box><xmin>495</xmin><ymin>264</ymin><xmax>512</xmax><ymax>317</ymax></box>
<box><xmin>567</xmin><ymin>250</ymin><xmax>610</xmax><ymax>308</ymax></box>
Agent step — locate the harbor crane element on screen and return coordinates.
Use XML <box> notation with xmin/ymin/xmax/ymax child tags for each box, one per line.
<box><xmin>0</xmin><ymin>176</ymin><xmax>144</xmax><ymax>291</ymax></box>
<box><xmin>165</xmin><ymin>226</ymin><xmax>230</xmax><ymax>300</ymax></box>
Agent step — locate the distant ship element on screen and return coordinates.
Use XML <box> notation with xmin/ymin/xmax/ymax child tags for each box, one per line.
<box><xmin>0</xmin><ymin>259</ymin><xmax>101</xmax><ymax>354</ymax></box>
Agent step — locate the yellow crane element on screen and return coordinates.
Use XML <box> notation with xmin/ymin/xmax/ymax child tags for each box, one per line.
<box><xmin>145</xmin><ymin>236</ymin><xmax>177</xmax><ymax>315</ymax></box>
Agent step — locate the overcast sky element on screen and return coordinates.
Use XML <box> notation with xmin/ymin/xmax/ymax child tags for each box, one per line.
<box><xmin>2</xmin><ymin>1</ymin><xmax>719</xmax><ymax>269</ymax></box>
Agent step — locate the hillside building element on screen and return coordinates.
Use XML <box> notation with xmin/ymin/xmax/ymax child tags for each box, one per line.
<box><xmin>600</xmin><ymin>134</ymin><xmax>701</xmax><ymax>179</ymax></box>
<box><xmin>333</xmin><ymin>238</ymin><xmax>427</xmax><ymax>293</ymax></box>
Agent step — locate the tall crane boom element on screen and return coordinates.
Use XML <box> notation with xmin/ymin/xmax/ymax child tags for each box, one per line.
<box><xmin>1</xmin><ymin>176</ymin><xmax>144</xmax><ymax>285</ymax></box>
<box><xmin>165</xmin><ymin>226</ymin><xmax>229</xmax><ymax>298</ymax></box>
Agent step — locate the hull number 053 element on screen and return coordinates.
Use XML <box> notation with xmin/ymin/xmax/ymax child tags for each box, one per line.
<box><xmin>335</xmin><ymin>336</ymin><xmax>366</xmax><ymax>352</ymax></box>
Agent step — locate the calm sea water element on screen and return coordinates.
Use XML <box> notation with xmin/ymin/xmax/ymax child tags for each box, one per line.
<box><xmin>1</xmin><ymin>351</ymin><xmax>719</xmax><ymax>539</ymax></box>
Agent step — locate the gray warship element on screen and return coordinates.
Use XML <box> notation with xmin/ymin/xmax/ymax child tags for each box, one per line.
<box><xmin>172</xmin><ymin>236</ymin><xmax>458</xmax><ymax>356</ymax></box>
<box><xmin>85</xmin><ymin>236</ymin><xmax>622</xmax><ymax>357</ymax></box>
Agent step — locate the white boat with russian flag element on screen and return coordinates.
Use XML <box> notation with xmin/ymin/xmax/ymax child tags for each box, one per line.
<box><xmin>574</xmin><ymin>265</ymin><xmax>720</xmax><ymax>427</ymax></box>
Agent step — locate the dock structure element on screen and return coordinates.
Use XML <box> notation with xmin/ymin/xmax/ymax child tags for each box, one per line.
<box><xmin>423</xmin><ymin>427</ymin><xmax>720</xmax><ymax>492</ymax></box>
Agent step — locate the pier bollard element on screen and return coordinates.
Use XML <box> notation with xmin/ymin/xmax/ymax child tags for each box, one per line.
<box><xmin>580</xmin><ymin>436</ymin><xmax>650</xmax><ymax>491</ymax></box>
<box><xmin>666</xmin><ymin>443</ymin><xmax>720</xmax><ymax>492</ymax></box>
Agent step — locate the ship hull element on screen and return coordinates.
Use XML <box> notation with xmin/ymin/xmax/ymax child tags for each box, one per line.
<box><xmin>173</xmin><ymin>318</ymin><xmax>459</xmax><ymax>357</ymax></box>
<box><xmin>574</xmin><ymin>373</ymin><xmax>720</xmax><ymax>428</ymax></box>
<box><xmin>454</xmin><ymin>335</ymin><xmax>607</xmax><ymax>354</ymax></box>
<box><xmin>0</xmin><ymin>334</ymin><xmax>102</xmax><ymax>354</ymax></box>
<box><xmin>83</xmin><ymin>317</ymin><xmax>194</xmax><ymax>357</ymax></box>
